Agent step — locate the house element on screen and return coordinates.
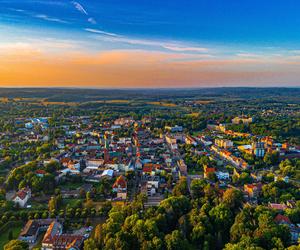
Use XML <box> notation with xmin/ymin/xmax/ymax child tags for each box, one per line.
<box><xmin>101</xmin><ymin>169</ymin><xmax>114</xmax><ymax>179</ymax></box>
<box><xmin>274</xmin><ymin>214</ymin><xmax>300</xmax><ymax>243</ymax></box>
<box><xmin>67</xmin><ymin>160</ymin><xmax>81</xmax><ymax>174</ymax></box>
<box><xmin>268</xmin><ymin>202</ymin><xmax>288</xmax><ymax>211</ymax></box>
<box><xmin>85</xmin><ymin>159</ymin><xmax>104</xmax><ymax>170</ymax></box>
<box><xmin>216</xmin><ymin>171</ymin><xmax>230</xmax><ymax>180</ymax></box>
<box><xmin>165</xmin><ymin>125</ymin><xmax>183</xmax><ymax>133</ymax></box>
<box><xmin>19</xmin><ymin>219</ymin><xmax>55</xmax><ymax>244</ymax></box>
<box><xmin>12</xmin><ymin>187</ymin><xmax>31</xmax><ymax>208</ymax></box>
<box><xmin>244</xmin><ymin>183</ymin><xmax>262</xmax><ymax>198</ymax></box>
<box><xmin>112</xmin><ymin>175</ymin><xmax>127</xmax><ymax>200</ymax></box>
<box><xmin>215</xmin><ymin>139</ymin><xmax>233</xmax><ymax>149</ymax></box>
<box><xmin>286</xmin><ymin>200</ymin><xmax>297</xmax><ymax>209</ymax></box>
<box><xmin>142</xmin><ymin>164</ymin><xmax>154</xmax><ymax>175</ymax></box>
<box><xmin>232</xmin><ymin>116</ymin><xmax>253</xmax><ymax>125</ymax></box>
<box><xmin>274</xmin><ymin>214</ymin><xmax>291</xmax><ymax>225</ymax></box>
<box><xmin>177</xmin><ymin>159</ymin><xmax>187</xmax><ymax>176</ymax></box>
<box><xmin>35</xmin><ymin>169</ymin><xmax>47</xmax><ymax>177</ymax></box>
<box><xmin>185</xmin><ymin>136</ymin><xmax>197</xmax><ymax>146</ymax></box>
<box><xmin>41</xmin><ymin>221</ymin><xmax>84</xmax><ymax>250</ymax></box>
<box><xmin>25</xmin><ymin>122</ymin><xmax>33</xmax><ymax>129</ymax></box>
<box><xmin>19</xmin><ymin>220</ymin><xmax>40</xmax><ymax>243</ymax></box>
<box><xmin>204</xmin><ymin>165</ymin><xmax>216</xmax><ymax>179</ymax></box>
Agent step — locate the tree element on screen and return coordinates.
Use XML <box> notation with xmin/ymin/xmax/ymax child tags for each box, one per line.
<box><xmin>172</xmin><ymin>177</ymin><xmax>189</xmax><ymax>197</ymax></box>
<box><xmin>8</xmin><ymin>230</ymin><xmax>13</xmax><ymax>241</ymax></box>
<box><xmin>190</xmin><ymin>179</ymin><xmax>206</xmax><ymax>198</ymax></box>
<box><xmin>4</xmin><ymin>239</ymin><xmax>29</xmax><ymax>250</ymax></box>
<box><xmin>222</xmin><ymin>189</ymin><xmax>243</xmax><ymax>210</ymax></box>
<box><xmin>48</xmin><ymin>196</ymin><xmax>57</xmax><ymax>211</ymax></box>
<box><xmin>84</xmin><ymin>239</ymin><xmax>99</xmax><ymax>250</ymax></box>
<box><xmin>165</xmin><ymin>230</ymin><xmax>189</xmax><ymax>250</ymax></box>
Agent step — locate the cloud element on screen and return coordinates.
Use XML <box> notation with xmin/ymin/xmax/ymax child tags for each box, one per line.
<box><xmin>35</xmin><ymin>14</ymin><xmax>69</xmax><ymax>24</ymax></box>
<box><xmin>162</xmin><ymin>45</ymin><xmax>208</xmax><ymax>52</ymax></box>
<box><xmin>85</xmin><ymin>28</ymin><xmax>210</xmax><ymax>53</ymax></box>
<box><xmin>97</xmin><ymin>35</ymin><xmax>210</xmax><ymax>53</ymax></box>
<box><xmin>85</xmin><ymin>28</ymin><xmax>121</xmax><ymax>37</ymax></box>
<box><xmin>0</xmin><ymin>38</ymin><xmax>82</xmax><ymax>56</ymax></box>
<box><xmin>87</xmin><ymin>17</ymin><xmax>97</xmax><ymax>24</ymax></box>
<box><xmin>236</xmin><ymin>53</ymin><xmax>262</xmax><ymax>58</ymax></box>
<box><xmin>72</xmin><ymin>1</ymin><xmax>88</xmax><ymax>15</ymax></box>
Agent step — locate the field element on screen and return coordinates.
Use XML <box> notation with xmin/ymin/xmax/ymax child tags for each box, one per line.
<box><xmin>147</xmin><ymin>102</ymin><xmax>177</xmax><ymax>107</ymax></box>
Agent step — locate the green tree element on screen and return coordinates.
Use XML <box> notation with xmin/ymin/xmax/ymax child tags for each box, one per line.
<box><xmin>4</xmin><ymin>240</ymin><xmax>29</xmax><ymax>250</ymax></box>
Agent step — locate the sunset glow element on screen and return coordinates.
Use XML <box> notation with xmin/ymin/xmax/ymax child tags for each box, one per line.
<box><xmin>1</xmin><ymin>1</ymin><xmax>300</xmax><ymax>87</ymax></box>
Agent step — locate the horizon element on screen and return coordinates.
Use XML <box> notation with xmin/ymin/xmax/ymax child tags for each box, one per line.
<box><xmin>1</xmin><ymin>1</ymin><xmax>300</xmax><ymax>87</ymax></box>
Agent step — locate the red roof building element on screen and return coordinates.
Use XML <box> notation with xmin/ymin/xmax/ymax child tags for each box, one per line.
<box><xmin>274</xmin><ymin>214</ymin><xmax>291</xmax><ymax>225</ymax></box>
<box><xmin>112</xmin><ymin>175</ymin><xmax>127</xmax><ymax>191</ymax></box>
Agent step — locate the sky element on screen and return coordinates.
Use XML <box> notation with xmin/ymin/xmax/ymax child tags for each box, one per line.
<box><xmin>0</xmin><ymin>0</ymin><xmax>300</xmax><ymax>88</ymax></box>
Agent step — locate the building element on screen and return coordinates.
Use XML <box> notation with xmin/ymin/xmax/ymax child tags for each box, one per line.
<box><xmin>204</xmin><ymin>165</ymin><xmax>216</xmax><ymax>179</ymax></box>
<box><xmin>215</xmin><ymin>138</ymin><xmax>233</xmax><ymax>149</ymax></box>
<box><xmin>19</xmin><ymin>219</ymin><xmax>55</xmax><ymax>244</ymax></box>
<box><xmin>12</xmin><ymin>187</ymin><xmax>31</xmax><ymax>208</ymax></box>
<box><xmin>232</xmin><ymin>116</ymin><xmax>254</xmax><ymax>125</ymax></box>
<box><xmin>216</xmin><ymin>171</ymin><xmax>230</xmax><ymax>180</ymax></box>
<box><xmin>268</xmin><ymin>203</ymin><xmax>288</xmax><ymax>211</ymax></box>
<box><xmin>85</xmin><ymin>159</ymin><xmax>104</xmax><ymax>170</ymax></box>
<box><xmin>101</xmin><ymin>169</ymin><xmax>114</xmax><ymax>179</ymax></box>
<box><xmin>244</xmin><ymin>183</ymin><xmax>262</xmax><ymax>198</ymax></box>
<box><xmin>274</xmin><ymin>214</ymin><xmax>300</xmax><ymax>243</ymax></box>
<box><xmin>185</xmin><ymin>136</ymin><xmax>197</xmax><ymax>146</ymax></box>
<box><xmin>165</xmin><ymin>125</ymin><xmax>183</xmax><ymax>133</ymax></box>
<box><xmin>25</xmin><ymin>122</ymin><xmax>33</xmax><ymax>129</ymax></box>
<box><xmin>252</xmin><ymin>141</ymin><xmax>265</xmax><ymax>157</ymax></box>
<box><xmin>112</xmin><ymin>175</ymin><xmax>127</xmax><ymax>200</ymax></box>
<box><xmin>41</xmin><ymin>221</ymin><xmax>84</xmax><ymax>250</ymax></box>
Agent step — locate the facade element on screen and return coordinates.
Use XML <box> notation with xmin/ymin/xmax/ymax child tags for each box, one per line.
<box><xmin>244</xmin><ymin>183</ymin><xmax>262</xmax><ymax>198</ymax></box>
<box><xmin>216</xmin><ymin>171</ymin><xmax>230</xmax><ymax>180</ymax></box>
<box><xmin>112</xmin><ymin>175</ymin><xmax>127</xmax><ymax>200</ymax></box>
<box><xmin>232</xmin><ymin>116</ymin><xmax>254</xmax><ymax>125</ymax></box>
<box><xmin>19</xmin><ymin>219</ymin><xmax>55</xmax><ymax>244</ymax></box>
<box><xmin>204</xmin><ymin>165</ymin><xmax>216</xmax><ymax>179</ymax></box>
<box><xmin>41</xmin><ymin>221</ymin><xmax>84</xmax><ymax>250</ymax></box>
<box><xmin>12</xmin><ymin>187</ymin><xmax>31</xmax><ymax>208</ymax></box>
<box><xmin>215</xmin><ymin>139</ymin><xmax>233</xmax><ymax>149</ymax></box>
<box><xmin>185</xmin><ymin>136</ymin><xmax>197</xmax><ymax>146</ymax></box>
<box><xmin>165</xmin><ymin>125</ymin><xmax>183</xmax><ymax>133</ymax></box>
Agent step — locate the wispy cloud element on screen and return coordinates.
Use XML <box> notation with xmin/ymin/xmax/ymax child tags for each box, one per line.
<box><xmin>163</xmin><ymin>45</ymin><xmax>208</xmax><ymax>52</ymax></box>
<box><xmin>35</xmin><ymin>14</ymin><xmax>69</xmax><ymax>24</ymax></box>
<box><xmin>87</xmin><ymin>17</ymin><xmax>97</xmax><ymax>24</ymax></box>
<box><xmin>85</xmin><ymin>28</ymin><xmax>120</xmax><ymax>37</ymax></box>
<box><xmin>236</xmin><ymin>53</ymin><xmax>262</xmax><ymax>58</ymax></box>
<box><xmin>92</xmin><ymin>33</ymin><xmax>210</xmax><ymax>53</ymax></box>
<box><xmin>72</xmin><ymin>1</ymin><xmax>88</xmax><ymax>15</ymax></box>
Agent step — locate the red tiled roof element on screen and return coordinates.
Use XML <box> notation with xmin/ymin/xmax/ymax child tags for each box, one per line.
<box><xmin>143</xmin><ymin>164</ymin><xmax>153</xmax><ymax>173</ymax></box>
<box><xmin>13</xmin><ymin>188</ymin><xmax>30</xmax><ymax>200</ymax></box>
<box><xmin>112</xmin><ymin>175</ymin><xmax>127</xmax><ymax>189</ymax></box>
<box><xmin>274</xmin><ymin>214</ymin><xmax>291</xmax><ymax>224</ymax></box>
<box><xmin>269</xmin><ymin>203</ymin><xmax>288</xmax><ymax>210</ymax></box>
<box><xmin>36</xmin><ymin>169</ymin><xmax>47</xmax><ymax>175</ymax></box>
<box><xmin>204</xmin><ymin>165</ymin><xmax>216</xmax><ymax>173</ymax></box>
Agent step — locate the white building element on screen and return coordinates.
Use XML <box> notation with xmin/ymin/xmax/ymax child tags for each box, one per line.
<box><xmin>13</xmin><ymin>188</ymin><xmax>31</xmax><ymax>208</ymax></box>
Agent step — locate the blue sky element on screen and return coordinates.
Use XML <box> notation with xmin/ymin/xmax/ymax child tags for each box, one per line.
<box><xmin>0</xmin><ymin>0</ymin><xmax>300</xmax><ymax>87</ymax></box>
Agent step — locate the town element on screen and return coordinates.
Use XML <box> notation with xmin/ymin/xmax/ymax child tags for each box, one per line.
<box><xmin>0</xmin><ymin>88</ymin><xmax>299</xmax><ymax>250</ymax></box>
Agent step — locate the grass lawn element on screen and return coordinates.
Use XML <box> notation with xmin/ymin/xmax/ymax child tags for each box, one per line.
<box><xmin>63</xmin><ymin>198</ymin><xmax>83</xmax><ymax>208</ymax></box>
<box><xmin>0</xmin><ymin>225</ymin><xmax>23</xmax><ymax>249</ymax></box>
